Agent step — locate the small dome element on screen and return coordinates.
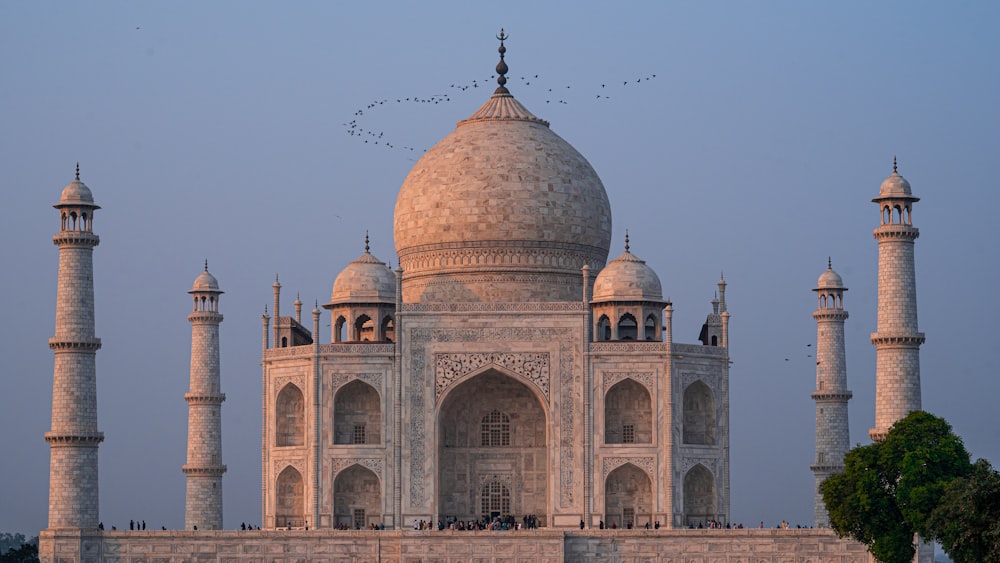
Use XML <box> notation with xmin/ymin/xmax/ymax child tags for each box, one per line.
<box><xmin>190</xmin><ymin>266</ymin><xmax>222</xmax><ymax>293</ymax></box>
<box><xmin>878</xmin><ymin>171</ymin><xmax>912</xmax><ymax>198</ymax></box>
<box><xmin>592</xmin><ymin>250</ymin><xmax>663</xmax><ymax>303</ymax></box>
<box><xmin>329</xmin><ymin>251</ymin><xmax>395</xmax><ymax>305</ymax></box>
<box><xmin>814</xmin><ymin>260</ymin><xmax>846</xmax><ymax>291</ymax></box>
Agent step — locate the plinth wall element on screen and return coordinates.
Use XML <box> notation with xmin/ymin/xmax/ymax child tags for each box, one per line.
<box><xmin>41</xmin><ymin>528</ymin><xmax>873</xmax><ymax>563</ymax></box>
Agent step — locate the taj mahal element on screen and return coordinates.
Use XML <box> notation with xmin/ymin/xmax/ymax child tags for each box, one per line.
<box><xmin>39</xmin><ymin>33</ymin><xmax>930</xmax><ymax>562</ymax></box>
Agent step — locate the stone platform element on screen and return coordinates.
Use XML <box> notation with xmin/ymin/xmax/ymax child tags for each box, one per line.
<box><xmin>40</xmin><ymin>528</ymin><xmax>873</xmax><ymax>563</ymax></box>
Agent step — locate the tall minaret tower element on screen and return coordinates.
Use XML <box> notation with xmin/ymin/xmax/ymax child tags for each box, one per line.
<box><xmin>870</xmin><ymin>159</ymin><xmax>924</xmax><ymax>442</ymax></box>
<box><xmin>811</xmin><ymin>259</ymin><xmax>852</xmax><ymax>527</ymax></box>
<box><xmin>46</xmin><ymin>164</ymin><xmax>103</xmax><ymax>529</ymax></box>
<box><xmin>183</xmin><ymin>262</ymin><xmax>226</xmax><ymax>530</ymax></box>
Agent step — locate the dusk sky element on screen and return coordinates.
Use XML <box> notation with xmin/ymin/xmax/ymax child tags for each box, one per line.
<box><xmin>2</xmin><ymin>2</ymin><xmax>998</xmax><ymax>535</ymax></box>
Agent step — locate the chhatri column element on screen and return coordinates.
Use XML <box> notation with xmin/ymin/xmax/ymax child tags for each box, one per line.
<box><xmin>811</xmin><ymin>259</ymin><xmax>852</xmax><ymax>527</ymax></box>
<box><xmin>870</xmin><ymin>159</ymin><xmax>925</xmax><ymax>442</ymax></box>
<box><xmin>46</xmin><ymin>164</ymin><xmax>104</xmax><ymax>530</ymax></box>
<box><xmin>183</xmin><ymin>262</ymin><xmax>227</xmax><ymax>530</ymax></box>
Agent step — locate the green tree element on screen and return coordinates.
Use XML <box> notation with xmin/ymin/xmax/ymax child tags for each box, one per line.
<box><xmin>926</xmin><ymin>458</ymin><xmax>1000</xmax><ymax>562</ymax></box>
<box><xmin>821</xmin><ymin>411</ymin><xmax>973</xmax><ymax>563</ymax></box>
<box><xmin>0</xmin><ymin>536</ymin><xmax>39</xmax><ymax>563</ymax></box>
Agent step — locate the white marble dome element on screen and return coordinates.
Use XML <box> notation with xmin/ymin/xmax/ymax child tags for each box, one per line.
<box><xmin>329</xmin><ymin>250</ymin><xmax>395</xmax><ymax>305</ymax></box>
<box><xmin>592</xmin><ymin>249</ymin><xmax>663</xmax><ymax>303</ymax></box>
<box><xmin>815</xmin><ymin>265</ymin><xmax>844</xmax><ymax>289</ymax></box>
<box><xmin>393</xmin><ymin>90</ymin><xmax>612</xmax><ymax>303</ymax></box>
<box><xmin>878</xmin><ymin>170</ymin><xmax>912</xmax><ymax>198</ymax></box>
<box><xmin>191</xmin><ymin>269</ymin><xmax>222</xmax><ymax>293</ymax></box>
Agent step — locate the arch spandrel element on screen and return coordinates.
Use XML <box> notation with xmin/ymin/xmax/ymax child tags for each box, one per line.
<box><xmin>434</xmin><ymin>352</ymin><xmax>551</xmax><ymax>405</ymax></box>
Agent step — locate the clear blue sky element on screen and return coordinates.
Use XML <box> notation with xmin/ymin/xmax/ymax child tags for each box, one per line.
<box><xmin>2</xmin><ymin>1</ymin><xmax>998</xmax><ymax>534</ymax></box>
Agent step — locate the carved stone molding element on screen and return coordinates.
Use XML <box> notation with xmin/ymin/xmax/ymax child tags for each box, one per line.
<box><xmin>477</xmin><ymin>473</ymin><xmax>514</xmax><ymax>488</ymax></box>
<box><xmin>318</xmin><ymin>343</ymin><xmax>395</xmax><ymax>355</ymax></box>
<box><xmin>603</xmin><ymin>456</ymin><xmax>655</xmax><ymax>479</ymax></box>
<box><xmin>602</xmin><ymin>371</ymin><xmax>654</xmax><ymax>394</ymax></box>
<box><xmin>680</xmin><ymin>371</ymin><xmax>720</xmax><ymax>392</ymax></box>
<box><xmin>273</xmin><ymin>375</ymin><xmax>305</xmax><ymax>395</ymax></box>
<box><xmin>436</xmin><ymin>352</ymin><xmax>550</xmax><ymax>399</ymax></box>
<box><xmin>403</xmin><ymin>301</ymin><xmax>584</xmax><ymax>312</ymax></box>
<box><xmin>331</xmin><ymin>372</ymin><xmax>384</xmax><ymax>394</ymax></box>
<box><xmin>273</xmin><ymin>457</ymin><xmax>306</xmax><ymax>478</ymax></box>
<box><xmin>332</xmin><ymin>457</ymin><xmax>384</xmax><ymax>480</ymax></box>
<box><xmin>680</xmin><ymin>456</ymin><xmax>718</xmax><ymax>476</ymax></box>
<box><xmin>590</xmin><ymin>342</ymin><xmax>667</xmax><ymax>353</ymax></box>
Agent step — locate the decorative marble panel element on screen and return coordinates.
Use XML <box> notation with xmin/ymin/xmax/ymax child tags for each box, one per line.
<box><xmin>435</xmin><ymin>352</ymin><xmax>549</xmax><ymax>399</ymax></box>
<box><xmin>602</xmin><ymin>371</ymin><xmax>654</xmax><ymax>394</ymax></box>
<box><xmin>603</xmin><ymin>456</ymin><xmax>655</xmax><ymax>479</ymax></box>
<box><xmin>332</xmin><ymin>457</ymin><xmax>384</xmax><ymax>480</ymax></box>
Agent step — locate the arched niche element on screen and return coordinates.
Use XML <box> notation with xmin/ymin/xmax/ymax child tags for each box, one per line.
<box><xmin>604</xmin><ymin>378</ymin><xmax>652</xmax><ymax>444</ymax></box>
<box><xmin>333</xmin><ymin>379</ymin><xmax>381</xmax><ymax>445</ymax></box>
<box><xmin>333</xmin><ymin>464</ymin><xmax>381</xmax><ymax>529</ymax></box>
<box><xmin>275</xmin><ymin>466</ymin><xmax>304</xmax><ymax>528</ymax></box>
<box><xmin>682</xmin><ymin>381</ymin><xmax>716</xmax><ymax>445</ymax></box>
<box><xmin>276</xmin><ymin>384</ymin><xmax>305</xmax><ymax>447</ymax></box>
<box><xmin>683</xmin><ymin>464</ymin><xmax>717</xmax><ymax>526</ymax></box>
<box><xmin>604</xmin><ymin>463</ymin><xmax>652</xmax><ymax>529</ymax></box>
<box><xmin>437</xmin><ymin>369</ymin><xmax>548</xmax><ymax>525</ymax></box>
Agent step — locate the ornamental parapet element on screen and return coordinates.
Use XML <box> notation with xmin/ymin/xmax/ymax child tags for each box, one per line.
<box><xmin>809</xmin><ymin>463</ymin><xmax>845</xmax><ymax>473</ymax></box>
<box><xmin>188</xmin><ymin>311</ymin><xmax>224</xmax><ymax>323</ymax></box>
<box><xmin>812</xmin><ymin>310</ymin><xmax>849</xmax><ymax>321</ymax></box>
<box><xmin>810</xmin><ymin>390</ymin><xmax>853</xmax><ymax>401</ymax></box>
<box><xmin>590</xmin><ymin>341</ymin><xmax>668</xmax><ymax>354</ymax></box>
<box><xmin>45</xmin><ymin>431</ymin><xmax>104</xmax><ymax>445</ymax></box>
<box><xmin>48</xmin><ymin>337</ymin><xmax>102</xmax><ymax>351</ymax></box>
<box><xmin>869</xmin><ymin>429</ymin><xmax>888</xmax><ymax>442</ymax></box>
<box><xmin>870</xmin><ymin>332</ymin><xmax>925</xmax><ymax>346</ymax></box>
<box><xmin>264</xmin><ymin>342</ymin><xmax>396</xmax><ymax>360</ymax></box>
<box><xmin>185</xmin><ymin>392</ymin><xmax>226</xmax><ymax>404</ymax></box>
<box><xmin>672</xmin><ymin>343</ymin><xmax>729</xmax><ymax>358</ymax></box>
<box><xmin>182</xmin><ymin>464</ymin><xmax>227</xmax><ymax>475</ymax></box>
<box><xmin>873</xmin><ymin>225</ymin><xmax>919</xmax><ymax>241</ymax></box>
<box><xmin>53</xmin><ymin>231</ymin><xmax>100</xmax><ymax>246</ymax></box>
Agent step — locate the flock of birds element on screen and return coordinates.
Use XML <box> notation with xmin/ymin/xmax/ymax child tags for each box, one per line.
<box><xmin>342</xmin><ymin>72</ymin><xmax>660</xmax><ymax>157</ymax></box>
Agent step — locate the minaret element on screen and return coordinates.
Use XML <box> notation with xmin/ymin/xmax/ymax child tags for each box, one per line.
<box><xmin>811</xmin><ymin>259</ymin><xmax>852</xmax><ymax>527</ymax></box>
<box><xmin>870</xmin><ymin>159</ymin><xmax>924</xmax><ymax>442</ymax></box>
<box><xmin>46</xmin><ymin>164</ymin><xmax>104</xmax><ymax>529</ymax></box>
<box><xmin>183</xmin><ymin>261</ymin><xmax>226</xmax><ymax>530</ymax></box>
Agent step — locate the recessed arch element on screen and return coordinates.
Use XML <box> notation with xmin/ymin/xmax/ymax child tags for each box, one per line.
<box><xmin>275</xmin><ymin>466</ymin><xmax>304</xmax><ymax>528</ymax></box>
<box><xmin>381</xmin><ymin>315</ymin><xmax>395</xmax><ymax>343</ymax></box>
<box><xmin>334</xmin><ymin>379</ymin><xmax>381</xmax><ymax>445</ymax></box>
<box><xmin>333</xmin><ymin>315</ymin><xmax>347</xmax><ymax>343</ymax></box>
<box><xmin>597</xmin><ymin>314</ymin><xmax>611</xmax><ymax>341</ymax></box>
<box><xmin>604</xmin><ymin>378</ymin><xmax>652</xmax><ymax>444</ymax></box>
<box><xmin>437</xmin><ymin>369</ymin><xmax>548</xmax><ymax>525</ymax></box>
<box><xmin>644</xmin><ymin>314</ymin><xmax>657</xmax><ymax>341</ymax></box>
<box><xmin>355</xmin><ymin>314</ymin><xmax>373</xmax><ymax>341</ymax></box>
<box><xmin>333</xmin><ymin>464</ymin><xmax>381</xmax><ymax>529</ymax></box>
<box><xmin>276</xmin><ymin>383</ymin><xmax>305</xmax><ymax>447</ymax></box>
<box><xmin>604</xmin><ymin>463</ymin><xmax>652</xmax><ymax>529</ymax></box>
<box><xmin>683</xmin><ymin>464</ymin><xmax>717</xmax><ymax>526</ymax></box>
<box><xmin>683</xmin><ymin>381</ymin><xmax>716</xmax><ymax>445</ymax></box>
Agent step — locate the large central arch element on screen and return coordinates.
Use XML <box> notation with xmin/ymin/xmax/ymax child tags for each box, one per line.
<box><xmin>436</xmin><ymin>368</ymin><xmax>548</xmax><ymax>525</ymax></box>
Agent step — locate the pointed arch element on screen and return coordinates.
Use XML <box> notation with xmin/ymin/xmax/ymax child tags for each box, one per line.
<box><xmin>683</xmin><ymin>381</ymin><xmax>716</xmax><ymax>445</ymax></box>
<box><xmin>604</xmin><ymin>378</ymin><xmax>652</xmax><ymax>444</ymax></box>
<box><xmin>380</xmin><ymin>315</ymin><xmax>395</xmax><ymax>343</ymax></box>
<box><xmin>354</xmin><ymin>314</ymin><xmax>373</xmax><ymax>341</ymax></box>
<box><xmin>276</xmin><ymin>383</ymin><xmax>305</xmax><ymax>447</ymax></box>
<box><xmin>597</xmin><ymin>315</ymin><xmax>611</xmax><ymax>341</ymax></box>
<box><xmin>604</xmin><ymin>463</ymin><xmax>652</xmax><ymax>529</ymax></box>
<box><xmin>334</xmin><ymin>379</ymin><xmax>381</xmax><ymax>445</ymax></box>
<box><xmin>275</xmin><ymin>466</ymin><xmax>304</xmax><ymax>528</ymax></box>
<box><xmin>333</xmin><ymin>315</ymin><xmax>347</xmax><ymax>343</ymax></box>
<box><xmin>333</xmin><ymin>464</ymin><xmax>381</xmax><ymax>529</ymax></box>
<box><xmin>644</xmin><ymin>314</ymin><xmax>657</xmax><ymax>341</ymax></box>
<box><xmin>683</xmin><ymin>464</ymin><xmax>717</xmax><ymax>526</ymax></box>
<box><xmin>617</xmin><ymin>313</ymin><xmax>638</xmax><ymax>340</ymax></box>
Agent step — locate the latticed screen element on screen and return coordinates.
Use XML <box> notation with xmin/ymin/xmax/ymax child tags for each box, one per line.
<box><xmin>622</xmin><ymin>424</ymin><xmax>635</xmax><ymax>444</ymax></box>
<box><xmin>353</xmin><ymin>509</ymin><xmax>365</xmax><ymax>529</ymax></box>
<box><xmin>481</xmin><ymin>410</ymin><xmax>511</xmax><ymax>446</ymax></box>
<box><xmin>353</xmin><ymin>424</ymin><xmax>366</xmax><ymax>444</ymax></box>
<box><xmin>623</xmin><ymin>508</ymin><xmax>635</xmax><ymax>526</ymax></box>
<box><xmin>481</xmin><ymin>481</ymin><xmax>511</xmax><ymax>519</ymax></box>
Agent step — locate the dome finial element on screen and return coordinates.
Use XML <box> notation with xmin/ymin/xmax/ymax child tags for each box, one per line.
<box><xmin>204</xmin><ymin>259</ymin><xmax>209</xmax><ymax>272</ymax></box>
<box><xmin>364</xmin><ymin>230</ymin><xmax>370</xmax><ymax>253</ymax></box>
<box><xmin>494</xmin><ymin>28</ymin><xmax>510</xmax><ymax>94</ymax></box>
<box><xmin>893</xmin><ymin>155</ymin><xmax>898</xmax><ymax>174</ymax></box>
<box><xmin>828</xmin><ymin>256</ymin><xmax>832</xmax><ymax>269</ymax></box>
<box><xmin>75</xmin><ymin>162</ymin><xmax>80</xmax><ymax>181</ymax></box>
<box><xmin>624</xmin><ymin>229</ymin><xmax>630</xmax><ymax>253</ymax></box>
